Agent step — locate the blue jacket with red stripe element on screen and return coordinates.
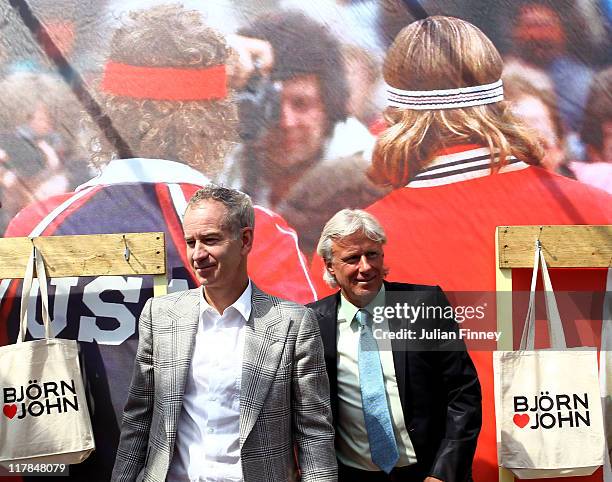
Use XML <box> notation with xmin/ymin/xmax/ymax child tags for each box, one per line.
<box><xmin>1</xmin><ymin>158</ymin><xmax>318</xmax><ymax>480</ymax></box>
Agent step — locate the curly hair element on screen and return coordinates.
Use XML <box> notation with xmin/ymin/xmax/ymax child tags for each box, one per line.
<box><xmin>370</xmin><ymin>16</ymin><xmax>542</xmax><ymax>189</ymax></box>
<box><xmin>85</xmin><ymin>4</ymin><xmax>238</xmax><ymax>176</ymax></box>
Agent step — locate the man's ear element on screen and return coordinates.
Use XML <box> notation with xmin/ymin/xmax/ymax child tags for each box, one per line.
<box><xmin>325</xmin><ymin>259</ymin><xmax>335</xmax><ymax>277</ymax></box>
<box><xmin>240</xmin><ymin>227</ymin><xmax>254</xmax><ymax>255</ymax></box>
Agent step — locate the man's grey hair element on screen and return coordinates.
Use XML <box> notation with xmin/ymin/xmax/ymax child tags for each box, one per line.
<box><xmin>317</xmin><ymin>209</ymin><xmax>386</xmax><ymax>287</ymax></box>
<box><xmin>186</xmin><ymin>184</ymin><xmax>255</xmax><ymax>238</ymax></box>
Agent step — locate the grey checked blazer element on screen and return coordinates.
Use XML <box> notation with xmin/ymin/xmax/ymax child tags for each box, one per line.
<box><xmin>111</xmin><ymin>285</ymin><xmax>336</xmax><ymax>482</ymax></box>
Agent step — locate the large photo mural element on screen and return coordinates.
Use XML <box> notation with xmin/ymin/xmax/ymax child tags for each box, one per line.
<box><xmin>0</xmin><ymin>0</ymin><xmax>610</xmax><ymax>481</ymax></box>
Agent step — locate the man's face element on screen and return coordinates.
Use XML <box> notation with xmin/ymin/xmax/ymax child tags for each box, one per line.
<box><xmin>260</xmin><ymin>74</ymin><xmax>328</xmax><ymax>168</ymax></box>
<box><xmin>183</xmin><ymin>200</ymin><xmax>252</xmax><ymax>290</ymax></box>
<box><xmin>326</xmin><ymin>232</ymin><xmax>385</xmax><ymax>307</ymax></box>
<box><xmin>511</xmin><ymin>95</ymin><xmax>564</xmax><ymax>171</ymax></box>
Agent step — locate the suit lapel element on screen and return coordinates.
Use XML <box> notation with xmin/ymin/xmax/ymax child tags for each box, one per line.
<box><xmin>317</xmin><ymin>294</ymin><xmax>339</xmax><ymax>368</ymax></box>
<box><xmin>164</xmin><ymin>289</ymin><xmax>200</xmax><ymax>436</ymax></box>
<box><xmin>312</xmin><ymin>293</ymin><xmax>340</xmax><ymax>424</ymax></box>
<box><xmin>239</xmin><ymin>286</ymin><xmax>290</xmax><ymax>446</ymax></box>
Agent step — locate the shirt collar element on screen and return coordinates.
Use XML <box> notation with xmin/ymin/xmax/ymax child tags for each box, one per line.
<box><xmin>406</xmin><ymin>146</ymin><xmax>529</xmax><ymax>188</ymax></box>
<box><xmin>199</xmin><ymin>279</ymin><xmax>253</xmax><ymax>323</ymax></box>
<box><xmin>76</xmin><ymin>158</ymin><xmax>210</xmax><ymax>191</ymax></box>
<box><xmin>338</xmin><ymin>284</ymin><xmax>385</xmax><ymax>325</ymax></box>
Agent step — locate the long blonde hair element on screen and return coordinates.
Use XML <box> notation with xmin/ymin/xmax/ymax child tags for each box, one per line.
<box><xmin>370</xmin><ymin>16</ymin><xmax>542</xmax><ymax>188</ymax></box>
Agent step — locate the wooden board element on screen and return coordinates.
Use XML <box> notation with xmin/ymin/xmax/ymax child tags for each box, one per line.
<box><xmin>497</xmin><ymin>225</ymin><xmax>612</xmax><ymax>268</ymax></box>
<box><xmin>0</xmin><ymin>233</ymin><xmax>166</xmax><ymax>278</ymax></box>
<box><xmin>495</xmin><ymin>228</ymin><xmax>514</xmax><ymax>351</ymax></box>
<box><xmin>494</xmin><ymin>225</ymin><xmax>612</xmax><ymax>482</ymax></box>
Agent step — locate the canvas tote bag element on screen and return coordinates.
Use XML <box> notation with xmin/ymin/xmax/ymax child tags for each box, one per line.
<box><xmin>0</xmin><ymin>246</ymin><xmax>95</xmax><ymax>465</ymax></box>
<box><xmin>494</xmin><ymin>241</ymin><xmax>606</xmax><ymax>478</ymax></box>
<box><xmin>602</xmin><ymin>270</ymin><xmax>612</xmax><ymax>482</ymax></box>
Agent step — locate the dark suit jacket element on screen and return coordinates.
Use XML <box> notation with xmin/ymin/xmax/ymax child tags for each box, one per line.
<box><xmin>308</xmin><ymin>281</ymin><xmax>481</xmax><ymax>482</ymax></box>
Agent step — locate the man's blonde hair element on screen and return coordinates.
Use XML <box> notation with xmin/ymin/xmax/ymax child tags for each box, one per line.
<box><xmin>317</xmin><ymin>209</ymin><xmax>387</xmax><ymax>287</ymax></box>
<box><xmin>370</xmin><ymin>16</ymin><xmax>542</xmax><ymax>188</ymax></box>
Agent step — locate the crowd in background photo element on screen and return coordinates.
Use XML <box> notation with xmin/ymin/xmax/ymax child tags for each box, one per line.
<box><xmin>0</xmin><ymin>0</ymin><xmax>610</xmax><ymax>245</ymax></box>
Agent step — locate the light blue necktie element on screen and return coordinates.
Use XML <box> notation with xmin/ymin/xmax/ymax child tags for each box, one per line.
<box><xmin>356</xmin><ymin>308</ymin><xmax>400</xmax><ymax>474</ymax></box>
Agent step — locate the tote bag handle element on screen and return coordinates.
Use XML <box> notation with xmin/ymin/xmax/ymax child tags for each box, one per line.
<box><xmin>520</xmin><ymin>240</ymin><xmax>567</xmax><ymax>351</ymax></box>
<box><xmin>18</xmin><ymin>245</ymin><xmax>52</xmax><ymax>343</ymax></box>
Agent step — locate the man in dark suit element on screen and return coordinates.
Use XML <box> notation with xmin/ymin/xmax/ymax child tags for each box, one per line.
<box><xmin>112</xmin><ymin>185</ymin><xmax>336</xmax><ymax>482</ymax></box>
<box><xmin>308</xmin><ymin>209</ymin><xmax>481</xmax><ymax>482</ymax></box>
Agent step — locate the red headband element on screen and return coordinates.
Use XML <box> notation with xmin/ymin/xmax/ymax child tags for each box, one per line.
<box><xmin>101</xmin><ymin>61</ymin><xmax>227</xmax><ymax>101</ymax></box>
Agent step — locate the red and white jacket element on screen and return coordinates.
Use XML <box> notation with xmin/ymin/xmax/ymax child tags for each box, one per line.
<box><xmin>0</xmin><ymin>158</ymin><xmax>317</xmax><ymax>479</ymax></box>
<box><xmin>366</xmin><ymin>146</ymin><xmax>612</xmax><ymax>482</ymax></box>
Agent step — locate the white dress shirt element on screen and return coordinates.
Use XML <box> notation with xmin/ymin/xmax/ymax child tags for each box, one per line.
<box><xmin>336</xmin><ymin>285</ymin><xmax>417</xmax><ymax>470</ymax></box>
<box><xmin>167</xmin><ymin>282</ymin><xmax>252</xmax><ymax>482</ymax></box>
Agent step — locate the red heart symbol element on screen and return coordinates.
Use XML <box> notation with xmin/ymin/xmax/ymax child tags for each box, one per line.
<box><xmin>513</xmin><ymin>413</ymin><xmax>529</xmax><ymax>428</ymax></box>
<box><xmin>3</xmin><ymin>404</ymin><xmax>17</xmax><ymax>419</ymax></box>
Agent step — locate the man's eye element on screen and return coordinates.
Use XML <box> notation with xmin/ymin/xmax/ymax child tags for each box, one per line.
<box><xmin>367</xmin><ymin>252</ymin><xmax>380</xmax><ymax>259</ymax></box>
<box><xmin>344</xmin><ymin>256</ymin><xmax>359</xmax><ymax>264</ymax></box>
<box><xmin>186</xmin><ymin>240</ymin><xmax>195</xmax><ymax>247</ymax></box>
<box><xmin>292</xmin><ymin>98</ymin><xmax>312</xmax><ymax>112</ymax></box>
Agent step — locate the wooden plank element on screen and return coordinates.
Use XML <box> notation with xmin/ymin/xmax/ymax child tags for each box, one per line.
<box><xmin>153</xmin><ymin>274</ymin><xmax>168</xmax><ymax>297</ymax></box>
<box><xmin>497</xmin><ymin>225</ymin><xmax>612</xmax><ymax>268</ymax></box>
<box><xmin>496</xmin><ymin>227</ymin><xmax>514</xmax><ymax>351</ymax></box>
<box><xmin>495</xmin><ymin>267</ymin><xmax>513</xmax><ymax>351</ymax></box>
<box><xmin>496</xmin><ymin>229</ymin><xmax>515</xmax><ymax>482</ymax></box>
<box><xmin>499</xmin><ymin>467</ymin><xmax>514</xmax><ymax>482</ymax></box>
<box><xmin>494</xmin><ymin>225</ymin><xmax>611</xmax><ymax>482</ymax></box>
<box><xmin>0</xmin><ymin>233</ymin><xmax>166</xmax><ymax>278</ymax></box>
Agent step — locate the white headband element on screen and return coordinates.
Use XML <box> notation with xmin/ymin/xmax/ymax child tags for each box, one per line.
<box><xmin>386</xmin><ymin>79</ymin><xmax>504</xmax><ymax>110</ymax></box>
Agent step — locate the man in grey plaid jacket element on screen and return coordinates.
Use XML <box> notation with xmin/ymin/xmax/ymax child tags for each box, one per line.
<box><xmin>111</xmin><ymin>185</ymin><xmax>336</xmax><ymax>482</ymax></box>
